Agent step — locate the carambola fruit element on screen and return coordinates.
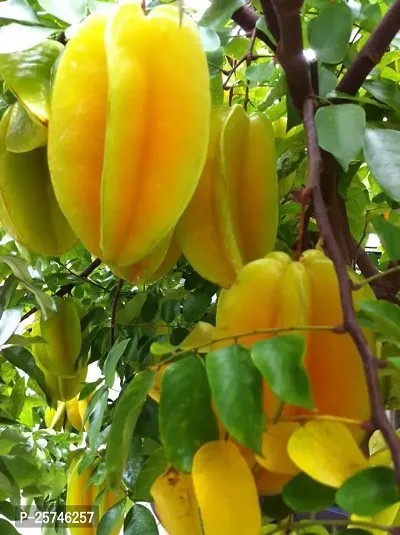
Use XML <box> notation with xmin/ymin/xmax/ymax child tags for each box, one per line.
<box><xmin>33</xmin><ymin>297</ymin><xmax>83</xmax><ymax>377</ymax></box>
<box><xmin>151</xmin><ymin>466</ymin><xmax>202</xmax><ymax>535</ymax></box>
<box><xmin>110</xmin><ymin>230</ymin><xmax>180</xmax><ymax>285</ymax></box>
<box><xmin>48</xmin><ymin>2</ymin><xmax>210</xmax><ymax>267</ymax></box>
<box><xmin>177</xmin><ymin>104</ymin><xmax>278</xmax><ymax>288</ymax></box>
<box><xmin>66</xmin><ymin>454</ymin><xmax>125</xmax><ymax>535</ymax></box>
<box><xmin>192</xmin><ymin>440</ymin><xmax>261</xmax><ymax>535</ymax></box>
<box><xmin>0</xmin><ymin>106</ymin><xmax>76</xmax><ymax>256</ymax></box>
<box><xmin>213</xmin><ymin>250</ymin><xmax>376</xmax><ymax>436</ymax></box>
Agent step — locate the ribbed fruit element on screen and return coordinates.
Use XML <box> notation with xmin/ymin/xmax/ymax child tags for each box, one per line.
<box><xmin>0</xmin><ymin>106</ymin><xmax>76</xmax><ymax>256</ymax></box>
<box><xmin>34</xmin><ymin>297</ymin><xmax>83</xmax><ymax>378</ymax></box>
<box><xmin>65</xmin><ymin>395</ymin><xmax>90</xmax><ymax>432</ymax></box>
<box><xmin>66</xmin><ymin>455</ymin><xmax>96</xmax><ymax>535</ymax></box>
<box><xmin>177</xmin><ymin>104</ymin><xmax>278</xmax><ymax>288</ymax></box>
<box><xmin>66</xmin><ymin>454</ymin><xmax>125</xmax><ymax>535</ymax></box>
<box><xmin>214</xmin><ymin>250</ymin><xmax>375</xmax><ymax>434</ymax></box>
<box><xmin>110</xmin><ymin>230</ymin><xmax>180</xmax><ymax>285</ymax></box>
<box><xmin>151</xmin><ymin>466</ymin><xmax>202</xmax><ymax>535</ymax></box>
<box><xmin>48</xmin><ymin>2</ymin><xmax>210</xmax><ymax>267</ymax></box>
<box><xmin>192</xmin><ymin>440</ymin><xmax>261</xmax><ymax>535</ymax></box>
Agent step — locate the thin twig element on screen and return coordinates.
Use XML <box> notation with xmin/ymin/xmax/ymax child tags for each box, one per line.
<box><xmin>244</xmin><ymin>29</ymin><xmax>257</xmax><ymax>111</ymax></box>
<box><xmin>20</xmin><ymin>257</ymin><xmax>102</xmax><ymax>322</ymax></box>
<box><xmin>156</xmin><ymin>324</ymin><xmax>342</xmax><ymax>368</ymax></box>
<box><xmin>354</xmin><ymin>265</ymin><xmax>400</xmax><ymax>289</ymax></box>
<box><xmin>110</xmin><ymin>279</ymin><xmax>123</xmax><ymax>347</ymax></box>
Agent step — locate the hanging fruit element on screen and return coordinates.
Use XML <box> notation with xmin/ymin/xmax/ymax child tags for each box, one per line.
<box><xmin>48</xmin><ymin>2</ymin><xmax>210</xmax><ymax>268</ymax></box>
<box><xmin>213</xmin><ymin>249</ymin><xmax>376</xmax><ymax>437</ymax></box>
<box><xmin>0</xmin><ymin>106</ymin><xmax>76</xmax><ymax>256</ymax></box>
<box><xmin>177</xmin><ymin>104</ymin><xmax>278</xmax><ymax>288</ymax></box>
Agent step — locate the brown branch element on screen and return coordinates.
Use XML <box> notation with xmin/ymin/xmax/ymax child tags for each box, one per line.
<box><xmin>110</xmin><ymin>278</ymin><xmax>123</xmax><ymax>347</ymax></box>
<box><xmin>303</xmin><ymin>98</ymin><xmax>400</xmax><ymax>490</ymax></box>
<box><xmin>20</xmin><ymin>257</ymin><xmax>102</xmax><ymax>322</ymax></box>
<box><xmin>269</xmin><ymin>0</ymin><xmax>400</xmax><ymax>490</ymax></box>
<box><xmin>338</xmin><ymin>0</ymin><xmax>400</xmax><ymax>96</ymax></box>
<box><xmin>232</xmin><ymin>5</ymin><xmax>277</xmax><ymax>52</ymax></box>
<box><xmin>268</xmin><ymin>0</ymin><xmax>312</xmax><ymax>110</ymax></box>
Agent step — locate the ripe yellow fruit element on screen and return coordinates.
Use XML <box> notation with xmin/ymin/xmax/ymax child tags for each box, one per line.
<box><xmin>178</xmin><ymin>104</ymin><xmax>278</xmax><ymax>288</ymax></box>
<box><xmin>65</xmin><ymin>395</ymin><xmax>90</xmax><ymax>432</ymax></box>
<box><xmin>48</xmin><ymin>2</ymin><xmax>210</xmax><ymax>267</ymax></box>
<box><xmin>192</xmin><ymin>440</ymin><xmax>261</xmax><ymax>535</ymax></box>
<box><xmin>214</xmin><ymin>250</ymin><xmax>375</xmax><ymax>435</ymax></box>
<box><xmin>110</xmin><ymin>231</ymin><xmax>180</xmax><ymax>285</ymax></box>
<box><xmin>0</xmin><ymin>106</ymin><xmax>76</xmax><ymax>256</ymax></box>
<box><xmin>66</xmin><ymin>454</ymin><xmax>125</xmax><ymax>535</ymax></box>
<box><xmin>151</xmin><ymin>466</ymin><xmax>202</xmax><ymax>535</ymax></box>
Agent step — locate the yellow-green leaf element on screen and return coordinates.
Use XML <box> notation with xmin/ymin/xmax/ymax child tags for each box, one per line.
<box><xmin>287</xmin><ymin>420</ymin><xmax>368</xmax><ymax>488</ymax></box>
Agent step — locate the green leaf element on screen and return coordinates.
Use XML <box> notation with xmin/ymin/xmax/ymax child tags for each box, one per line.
<box><xmin>0</xmin><ymin>428</ymin><xmax>25</xmax><ymax>455</ymax></box>
<box><xmin>182</xmin><ymin>291</ymin><xmax>210</xmax><ymax>322</ymax></box>
<box><xmin>206</xmin><ymin>345</ymin><xmax>263</xmax><ymax>453</ymax></box>
<box><xmin>1</xmin><ymin>346</ymin><xmax>50</xmax><ymax>401</ymax></box>
<box><xmin>199</xmin><ymin>26</ymin><xmax>220</xmax><ymax>53</ymax></box>
<box><xmin>364</xmin><ymin>128</ymin><xmax>400</xmax><ymax>203</ymax></box>
<box><xmin>309</xmin><ymin>3</ymin><xmax>353</xmax><ymax>64</ymax></box>
<box><xmin>356</xmin><ymin>300</ymin><xmax>400</xmax><ymax>343</ymax></box>
<box><xmin>0</xmin><ymin>0</ymin><xmax>38</xmax><ymax>23</ymax></box>
<box><xmin>160</xmin><ymin>355</ymin><xmax>219</xmax><ymax>472</ymax></box>
<box><xmin>38</xmin><ymin>0</ymin><xmax>86</xmax><ymax>25</ymax></box>
<box><xmin>116</xmin><ymin>294</ymin><xmax>146</xmax><ymax>325</ymax></box>
<box><xmin>9</xmin><ymin>376</ymin><xmax>25</xmax><ymax>419</ymax></box>
<box><xmin>371</xmin><ymin>216</ymin><xmax>400</xmax><ymax>261</ymax></box>
<box><xmin>124</xmin><ymin>503</ymin><xmax>158</xmax><ymax>535</ymax></box>
<box><xmin>359</xmin><ymin>3</ymin><xmax>381</xmax><ymax>32</ymax></box>
<box><xmin>200</xmin><ymin>0</ymin><xmax>244</xmax><ymax>29</ymax></box>
<box><xmin>6</xmin><ymin>101</ymin><xmax>47</xmax><ymax>152</ymax></box>
<box><xmin>87</xmin><ymin>387</ymin><xmax>108</xmax><ymax>451</ymax></box>
<box><xmin>0</xmin><ymin>23</ymin><xmax>58</xmax><ymax>54</ymax></box>
<box><xmin>251</xmin><ymin>335</ymin><xmax>314</xmax><ymax>410</ymax></box>
<box><xmin>106</xmin><ymin>370</ymin><xmax>155</xmax><ymax>489</ymax></box>
<box><xmin>283</xmin><ymin>472</ymin><xmax>336</xmax><ymax>512</ymax></box>
<box><xmin>0</xmin><ymin>518</ymin><xmax>19</xmax><ymax>535</ymax></box>
<box><xmin>318</xmin><ymin>68</ymin><xmax>338</xmax><ymax>97</ymax></box>
<box><xmin>0</xmin><ymin>39</ymin><xmax>63</xmax><ymax>123</ymax></box>
<box><xmin>79</xmin><ymin>379</ymin><xmax>102</xmax><ymax>401</ymax></box>
<box><xmin>260</xmin><ymin>494</ymin><xmax>293</xmax><ymax>521</ymax></box>
<box><xmin>0</xmin><ymin>307</ymin><xmax>22</xmax><ymax>347</ymax></box>
<box><xmin>97</xmin><ymin>498</ymin><xmax>126</xmax><ymax>535</ymax></box>
<box><xmin>104</xmin><ymin>338</ymin><xmax>130</xmax><ymax>388</ymax></box>
<box><xmin>336</xmin><ymin>466</ymin><xmax>400</xmax><ymax>516</ymax></box>
<box><xmin>0</xmin><ymin>256</ymin><xmax>55</xmax><ymax>319</ymax></box>
<box><xmin>245</xmin><ymin>61</ymin><xmax>274</xmax><ymax>83</ymax></box>
<box><xmin>315</xmin><ymin>104</ymin><xmax>366</xmax><ymax>171</ymax></box>
<box><xmin>363</xmin><ymin>79</ymin><xmax>400</xmax><ymax>114</ymax></box>
<box><xmin>134</xmin><ymin>447</ymin><xmax>167</xmax><ymax>502</ymax></box>
<box><xmin>255</xmin><ymin>17</ymin><xmax>277</xmax><ymax>45</ymax></box>
<box><xmin>82</xmin><ymin>384</ymin><xmax>107</xmax><ymax>424</ymax></box>
<box><xmin>141</xmin><ymin>294</ymin><xmax>160</xmax><ymax>323</ymax></box>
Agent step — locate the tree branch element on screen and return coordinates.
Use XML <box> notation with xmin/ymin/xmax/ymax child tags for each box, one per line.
<box><xmin>303</xmin><ymin>97</ymin><xmax>400</xmax><ymax>490</ymax></box>
<box><xmin>20</xmin><ymin>257</ymin><xmax>102</xmax><ymax>322</ymax></box>
<box><xmin>338</xmin><ymin>0</ymin><xmax>400</xmax><ymax>96</ymax></box>
<box><xmin>268</xmin><ymin>0</ymin><xmax>400</xmax><ymax>490</ymax></box>
<box><xmin>268</xmin><ymin>0</ymin><xmax>312</xmax><ymax>110</ymax></box>
<box><xmin>232</xmin><ymin>5</ymin><xmax>277</xmax><ymax>52</ymax></box>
